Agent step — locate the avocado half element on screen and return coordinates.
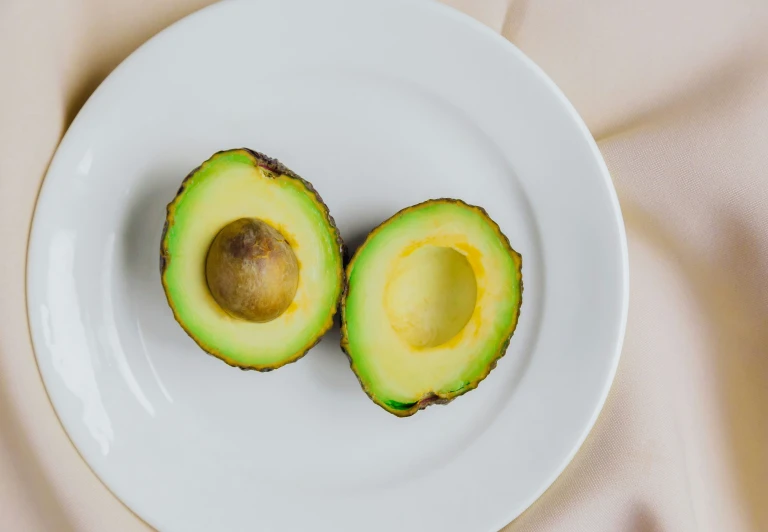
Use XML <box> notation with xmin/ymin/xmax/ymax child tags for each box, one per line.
<box><xmin>161</xmin><ymin>149</ymin><xmax>345</xmax><ymax>371</ymax></box>
<box><xmin>341</xmin><ymin>199</ymin><xmax>523</xmax><ymax>416</ymax></box>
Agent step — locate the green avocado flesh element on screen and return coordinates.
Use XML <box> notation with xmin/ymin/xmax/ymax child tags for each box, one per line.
<box><xmin>161</xmin><ymin>149</ymin><xmax>344</xmax><ymax>370</ymax></box>
<box><xmin>341</xmin><ymin>199</ymin><xmax>522</xmax><ymax>416</ymax></box>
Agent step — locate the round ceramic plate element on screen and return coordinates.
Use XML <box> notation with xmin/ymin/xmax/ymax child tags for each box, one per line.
<box><xmin>27</xmin><ymin>0</ymin><xmax>628</xmax><ymax>530</ymax></box>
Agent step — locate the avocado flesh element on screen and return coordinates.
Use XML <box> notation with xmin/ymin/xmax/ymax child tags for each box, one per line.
<box><xmin>161</xmin><ymin>149</ymin><xmax>344</xmax><ymax>370</ymax></box>
<box><xmin>341</xmin><ymin>199</ymin><xmax>522</xmax><ymax>416</ymax></box>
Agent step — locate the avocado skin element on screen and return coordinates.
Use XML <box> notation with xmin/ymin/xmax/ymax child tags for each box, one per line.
<box><xmin>160</xmin><ymin>148</ymin><xmax>346</xmax><ymax>371</ymax></box>
<box><xmin>339</xmin><ymin>198</ymin><xmax>523</xmax><ymax>417</ymax></box>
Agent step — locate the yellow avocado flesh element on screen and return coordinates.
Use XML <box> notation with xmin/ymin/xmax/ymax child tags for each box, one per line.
<box><xmin>162</xmin><ymin>150</ymin><xmax>343</xmax><ymax>369</ymax></box>
<box><xmin>343</xmin><ymin>200</ymin><xmax>522</xmax><ymax>416</ymax></box>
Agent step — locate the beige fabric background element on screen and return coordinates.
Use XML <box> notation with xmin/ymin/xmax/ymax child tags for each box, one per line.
<box><xmin>1</xmin><ymin>0</ymin><xmax>767</xmax><ymax>530</ymax></box>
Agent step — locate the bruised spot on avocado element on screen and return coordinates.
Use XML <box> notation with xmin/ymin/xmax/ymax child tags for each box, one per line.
<box><xmin>416</xmin><ymin>393</ymin><xmax>443</xmax><ymax>409</ymax></box>
<box><xmin>383</xmin><ymin>394</ymin><xmax>448</xmax><ymax>414</ymax></box>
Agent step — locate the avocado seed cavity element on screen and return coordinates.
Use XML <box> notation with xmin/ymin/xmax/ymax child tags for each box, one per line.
<box><xmin>384</xmin><ymin>245</ymin><xmax>477</xmax><ymax>348</ymax></box>
<box><xmin>206</xmin><ymin>218</ymin><xmax>299</xmax><ymax>323</ymax></box>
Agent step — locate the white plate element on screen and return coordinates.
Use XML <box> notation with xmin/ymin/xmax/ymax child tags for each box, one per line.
<box><xmin>27</xmin><ymin>0</ymin><xmax>628</xmax><ymax>530</ymax></box>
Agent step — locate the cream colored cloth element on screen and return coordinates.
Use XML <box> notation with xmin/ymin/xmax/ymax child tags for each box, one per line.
<box><xmin>1</xmin><ymin>0</ymin><xmax>766</xmax><ymax>530</ymax></box>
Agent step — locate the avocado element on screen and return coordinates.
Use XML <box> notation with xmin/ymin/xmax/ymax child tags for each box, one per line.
<box><xmin>340</xmin><ymin>199</ymin><xmax>522</xmax><ymax>416</ymax></box>
<box><xmin>161</xmin><ymin>149</ymin><xmax>344</xmax><ymax>371</ymax></box>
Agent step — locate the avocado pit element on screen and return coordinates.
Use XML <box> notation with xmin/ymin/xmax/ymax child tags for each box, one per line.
<box><xmin>205</xmin><ymin>218</ymin><xmax>299</xmax><ymax>323</ymax></box>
